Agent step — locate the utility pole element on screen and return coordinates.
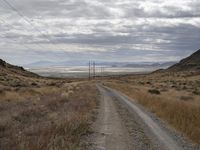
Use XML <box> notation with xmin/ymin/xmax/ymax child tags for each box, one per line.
<box><xmin>101</xmin><ymin>67</ymin><xmax>103</xmax><ymax>77</ymax></box>
<box><xmin>93</xmin><ymin>61</ymin><xmax>96</xmax><ymax>79</ymax></box>
<box><xmin>100</xmin><ymin>67</ymin><xmax>103</xmax><ymax>79</ymax></box>
<box><xmin>89</xmin><ymin>61</ymin><xmax>91</xmax><ymax>80</ymax></box>
<box><xmin>89</xmin><ymin>61</ymin><xmax>96</xmax><ymax>80</ymax></box>
<box><xmin>102</xmin><ymin>67</ymin><xmax>105</xmax><ymax>77</ymax></box>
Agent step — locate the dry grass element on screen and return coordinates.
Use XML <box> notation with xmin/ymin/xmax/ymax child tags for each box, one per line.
<box><xmin>104</xmin><ymin>72</ymin><xmax>200</xmax><ymax>146</ymax></box>
<box><xmin>0</xmin><ymin>62</ymin><xmax>97</xmax><ymax>149</ymax></box>
<box><xmin>0</xmin><ymin>81</ymin><xmax>99</xmax><ymax>150</ymax></box>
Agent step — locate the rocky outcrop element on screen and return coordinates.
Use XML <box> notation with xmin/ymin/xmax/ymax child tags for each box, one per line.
<box><xmin>0</xmin><ymin>59</ymin><xmax>7</xmax><ymax>67</ymax></box>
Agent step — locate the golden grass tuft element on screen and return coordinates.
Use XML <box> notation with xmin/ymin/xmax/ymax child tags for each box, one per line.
<box><xmin>106</xmin><ymin>81</ymin><xmax>200</xmax><ymax>146</ymax></box>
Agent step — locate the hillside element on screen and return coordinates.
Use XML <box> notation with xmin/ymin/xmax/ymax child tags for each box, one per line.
<box><xmin>0</xmin><ymin>59</ymin><xmax>98</xmax><ymax>150</ymax></box>
<box><xmin>167</xmin><ymin>49</ymin><xmax>200</xmax><ymax>72</ymax></box>
<box><xmin>0</xmin><ymin>59</ymin><xmax>39</xmax><ymax>77</ymax></box>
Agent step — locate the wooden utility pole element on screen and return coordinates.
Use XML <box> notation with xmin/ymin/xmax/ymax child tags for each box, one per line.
<box><xmin>93</xmin><ymin>61</ymin><xmax>96</xmax><ymax>79</ymax></box>
<box><xmin>101</xmin><ymin>67</ymin><xmax>105</xmax><ymax>78</ymax></box>
<box><xmin>89</xmin><ymin>61</ymin><xmax>91</xmax><ymax>80</ymax></box>
<box><xmin>101</xmin><ymin>67</ymin><xmax>103</xmax><ymax>76</ymax></box>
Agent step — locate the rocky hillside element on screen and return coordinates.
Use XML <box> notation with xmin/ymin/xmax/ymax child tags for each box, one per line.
<box><xmin>167</xmin><ymin>49</ymin><xmax>200</xmax><ymax>72</ymax></box>
<box><xmin>0</xmin><ymin>59</ymin><xmax>39</xmax><ymax>77</ymax></box>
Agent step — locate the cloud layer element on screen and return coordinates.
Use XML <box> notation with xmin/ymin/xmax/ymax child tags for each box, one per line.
<box><xmin>0</xmin><ymin>0</ymin><xmax>200</xmax><ymax>65</ymax></box>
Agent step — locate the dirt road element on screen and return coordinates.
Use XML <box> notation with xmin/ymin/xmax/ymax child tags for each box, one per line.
<box><xmin>89</xmin><ymin>84</ymin><xmax>198</xmax><ymax>150</ymax></box>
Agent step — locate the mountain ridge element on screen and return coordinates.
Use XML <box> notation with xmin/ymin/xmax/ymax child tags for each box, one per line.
<box><xmin>0</xmin><ymin>59</ymin><xmax>39</xmax><ymax>77</ymax></box>
<box><xmin>167</xmin><ymin>49</ymin><xmax>200</xmax><ymax>72</ymax></box>
<box><xmin>26</xmin><ymin>60</ymin><xmax>177</xmax><ymax>69</ymax></box>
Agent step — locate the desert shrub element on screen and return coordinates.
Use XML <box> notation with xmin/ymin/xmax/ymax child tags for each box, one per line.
<box><xmin>0</xmin><ymin>89</ymin><xmax>4</xmax><ymax>94</ymax></box>
<box><xmin>48</xmin><ymin>82</ymin><xmax>57</xmax><ymax>86</ymax></box>
<box><xmin>182</xmin><ymin>86</ymin><xmax>188</xmax><ymax>90</ymax></box>
<box><xmin>139</xmin><ymin>81</ymin><xmax>145</xmax><ymax>85</ymax></box>
<box><xmin>148</xmin><ymin>89</ymin><xmax>160</xmax><ymax>95</ymax></box>
<box><xmin>31</xmin><ymin>82</ymin><xmax>38</xmax><ymax>86</ymax></box>
<box><xmin>193</xmin><ymin>90</ymin><xmax>200</xmax><ymax>95</ymax></box>
<box><xmin>180</xmin><ymin>96</ymin><xmax>194</xmax><ymax>101</ymax></box>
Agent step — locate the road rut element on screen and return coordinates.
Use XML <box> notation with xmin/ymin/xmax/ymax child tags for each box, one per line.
<box><xmin>90</xmin><ymin>84</ymin><xmax>133</xmax><ymax>150</ymax></box>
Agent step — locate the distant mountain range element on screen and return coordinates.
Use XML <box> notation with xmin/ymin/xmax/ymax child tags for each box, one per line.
<box><xmin>1</xmin><ymin>49</ymin><xmax>199</xmax><ymax>78</ymax></box>
<box><xmin>25</xmin><ymin>60</ymin><xmax>88</xmax><ymax>68</ymax></box>
<box><xmin>26</xmin><ymin>60</ymin><xmax>177</xmax><ymax>69</ymax></box>
<box><xmin>121</xmin><ymin>62</ymin><xmax>176</xmax><ymax>68</ymax></box>
<box><xmin>22</xmin><ymin>49</ymin><xmax>200</xmax><ymax>73</ymax></box>
<box><xmin>95</xmin><ymin>61</ymin><xmax>177</xmax><ymax>68</ymax></box>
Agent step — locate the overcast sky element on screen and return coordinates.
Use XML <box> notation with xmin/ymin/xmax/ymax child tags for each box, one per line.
<box><xmin>0</xmin><ymin>0</ymin><xmax>200</xmax><ymax>65</ymax></box>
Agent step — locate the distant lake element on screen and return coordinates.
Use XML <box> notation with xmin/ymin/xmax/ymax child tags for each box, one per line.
<box><xmin>28</xmin><ymin>66</ymin><xmax>158</xmax><ymax>78</ymax></box>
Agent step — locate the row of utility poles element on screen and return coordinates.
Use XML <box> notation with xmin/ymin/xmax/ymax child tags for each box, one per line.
<box><xmin>88</xmin><ymin>61</ymin><xmax>105</xmax><ymax>80</ymax></box>
<box><xmin>88</xmin><ymin>61</ymin><xmax>95</xmax><ymax>80</ymax></box>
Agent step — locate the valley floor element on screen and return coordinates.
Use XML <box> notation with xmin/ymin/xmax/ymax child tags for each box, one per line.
<box><xmin>0</xmin><ymin>71</ymin><xmax>200</xmax><ymax>150</ymax></box>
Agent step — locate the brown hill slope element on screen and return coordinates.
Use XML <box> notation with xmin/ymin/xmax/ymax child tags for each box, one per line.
<box><xmin>167</xmin><ymin>49</ymin><xmax>200</xmax><ymax>72</ymax></box>
<box><xmin>0</xmin><ymin>59</ymin><xmax>39</xmax><ymax>77</ymax></box>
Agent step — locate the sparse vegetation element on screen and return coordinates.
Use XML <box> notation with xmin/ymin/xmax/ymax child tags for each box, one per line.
<box><xmin>0</xmin><ymin>77</ymin><xmax>99</xmax><ymax>149</ymax></box>
<box><xmin>104</xmin><ymin>71</ymin><xmax>200</xmax><ymax>146</ymax></box>
<box><xmin>1</xmin><ymin>57</ymin><xmax>200</xmax><ymax>148</ymax></box>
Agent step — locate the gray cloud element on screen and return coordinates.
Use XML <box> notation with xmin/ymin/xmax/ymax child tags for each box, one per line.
<box><xmin>0</xmin><ymin>0</ymin><xmax>200</xmax><ymax>65</ymax></box>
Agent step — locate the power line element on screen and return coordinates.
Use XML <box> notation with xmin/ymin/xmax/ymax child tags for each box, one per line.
<box><xmin>0</xmin><ymin>2</ymin><xmax>48</xmax><ymax>52</ymax></box>
<box><xmin>1</xmin><ymin>0</ymin><xmax>64</xmax><ymax>51</ymax></box>
<box><xmin>0</xmin><ymin>17</ymin><xmax>40</xmax><ymax>52</ymax></box>
<box><xmin>0</xmin><ymin>2</ymin><xmax>45</xmax><ymax>50</ymax></box>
